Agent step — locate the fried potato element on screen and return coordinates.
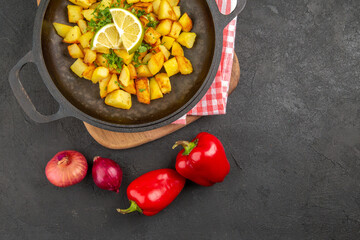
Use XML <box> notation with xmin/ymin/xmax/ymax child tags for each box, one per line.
<box><xmin>77</xmin><ymin>19</ymin><xmax>88</xmax><ymax>34</ymax></box>
<box><xmin>163</xmin><ymin>57</ymin><xmax>179</xmax><ymax>77</ymax></box>
<box><xmin>168</xmin><ymin>21</ymin><xmax>182</xmax><ymax>39</ymax></box>
<box><xmin>78</xmin><ymin>31</ymin><xmax>95</xmax><ymax>48</ymax></box>
<box><xmin>63</xmin><ymin>26</ymin><xmax>82</xmax><ymax>43</ymax></box>
<box><xmin>144</xmin><ymin>27</ymin><xmax>162</xmax><ymax>45</ymax></box>
<box><xmin>70</xmin><ymin>58</ymin><xmax>88</xmax><ymax>78</ymax></box>
<box><xmin>161</xmin><ymin>36</ymin><xmax>175</xmax><ymax>50</ymax></box>
<box><xmin>91</xmin><ymin>67</ymin><xmax>110</xmax><ymax>84</ymax></box>
<box><xmin>155</xmin><ymin>73</ymin><xmax>171</xmax><ymax>94</ymax></box>
<box><xmin>107</xmin><ymin>74</ymin><xmax>120</xmax><ymax>94</ymax></box>
<box><xmin>150</xmin><ymin>77</ymin><xmax>164</xmax><ymax>100</ymax></box>
<box><xmin>156</xmin><ymin>20</ymin><xmax>173</xmax><ymax>36</ymax></box>
<box><xmin>176</xmin><ymin>56</ymin><xmax>193</xmax><ymax>75</ymax></box>
<box><xmin>178</xmin><ymin>13</ymin><xmax>193</xmax><ymax>32</ymax></box>
<box><xmin>68</xmin><ymin>44</ymin><xmax>84</xmax><ymax>58</ymax></box>
<box><xmin>122</xmin><ymin>79</ymin><xmax>137</xmax><ymax>95</ymax></box>
<box><xmin>176</xmin><ymin>32</ymin><xmax>197</xmax><ymax>48</ymax></box>
<box><xmin>158</xmin><ymin>0</ymin><xmax>177</xmax><ymax>20</ymax></box>
<box><xmin>83</xmin><ymin>64</ymin><xmax>96</xmax><ymax>80</ymax></box>
<box><xmin>136</xmin><ymin>65</ymin><xmax>153</xmax><ymax>77</ymax></box>
<box><xmin>119</xmin><ymin>65</ymin><xmax>131</xmax><ymax>87</ymax></box>
<box><xmin>99</xmin><ymin>75</ymin><xmax>111</xmax><ymax>98</ymax></box>
<box><xmin>68</xmin><ymin>5</ymin><xmax>83</xmax><ymax>23</ymax></box>
<box><xmin>69</xmin><ymin>0</ymin><xmax>91</xmax><ymax>9</ymax></box>
<box><xmin>105</xmin><ymin>89</ymin><xmax>132</xmax><ymax>110</ymax></box>
<box><xmin>135</xmin><ymin>78</ymin><xmax>151</xmax><ymax>104</ymax></box>
<box><xmin>171</xmin><ymin>41</ymin><xmax>184</xmax><ymax>56</ymax></box>
<box><xmin>148</xmin><ymin>52</ymin><xmax>165</xmax><ymax>75</ymax></box>
<box><xmin>83</xmin><ymin>49</ymin><xmax>97</xmax><ymax>64</ymax></box>
<box><xmin>53</xmin><ymin>23</ymin><xmax>73</xmax><ymax>38</ymax></box>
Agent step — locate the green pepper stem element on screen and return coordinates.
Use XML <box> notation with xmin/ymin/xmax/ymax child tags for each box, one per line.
<box><xmin>172</xmin><ymin>139</ymin><xmax>199</xmax><ymax>156</ymax></box>
<box><xmin>117</xmin><ymin>200</ymin><xmax>143</xmax><ymax>215</ymax></box>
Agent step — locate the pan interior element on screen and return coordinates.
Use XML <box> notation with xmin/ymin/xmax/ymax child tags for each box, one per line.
<box><xmin>41</xmin><ymin>0</ymin><xmax>215</xmax><ymax>125</ymax></box>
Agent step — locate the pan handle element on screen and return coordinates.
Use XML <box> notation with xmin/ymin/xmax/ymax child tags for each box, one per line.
<box><xmin>9</xmin><ymin>51</ymin><xmax>68</xmax><ymax>123</ymax></box>
<box><xmin>211</xmin><ymin>0</ymin><xmax>247</xmax><ymax>29</ymax></box>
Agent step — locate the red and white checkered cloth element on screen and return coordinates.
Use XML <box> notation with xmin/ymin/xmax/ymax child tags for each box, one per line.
<box><xmin>173</xmin><ymin>0</ymin><xmax>238</xmax><ymax>124</ymax></box>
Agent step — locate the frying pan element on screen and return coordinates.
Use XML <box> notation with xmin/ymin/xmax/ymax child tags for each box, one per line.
<box><xmin>9</xmin><ymin>0</ymin><xmax>246</xmax><ymax>132</ymax></box>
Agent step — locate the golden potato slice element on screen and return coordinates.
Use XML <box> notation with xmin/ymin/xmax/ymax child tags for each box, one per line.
<box><xmin>163</xmin><ymin>57</ymin><xmax>179</xmax><ymax>77</ymax></box>
<box><xmin>69</xmin><ymin>0</ymin><xmax>91</xmax><ymax>9</ymax></box>
<box><xmin>142</xmin><ymin>52</ymin><xmax>154</xmax><ymax>64</ymax></box>
<box><xmin>68</xmin><ymin>44</ymin><xmax>84</xmax><ymax>59</ymax></box>
<box><xmin>77</xmin><ymin>19</ymin><xmax>88</xmax><ymax>34</ymax></box>
<box><xmin>167</xmin><ymin>0</ymin><xmax>179</xmax><ymax>7</ymax></box>
<box><xmin>119</xmin><ymin>65</ymin><xmax>131</xmax><ymax>87</ymax></box>
<box><xmin>82</xmin><ymin>9</ymin><xmax>96</xmax><ymax>21</ymax></box>
<box><xmin>78</xmin><ymin>31</ymin><xmax>95</xmax><ymax>48</ymax></box>
<box><xmin>128</xmin><ymin>64</ymin><xmax>137</xmax><ymax>80</ymax></box>
<box><xmin>168</xmin><ymin>21</ymin><xmax>182</xmax><ymax>39</ymax></box>
<box><xmin>173</xmin><ymin>6</ymin><xmax>181</xmax><ymax>20</ymax></box>
<box><xmin>91</xmin><ymin>67</ymin><xmax>109</xmax><ymax>84</ymax></box>
<box><xmin>70</xmin><ymin>58</ymin><xmax>88</xmax><ymax>78</ymax></box>
<box><xmin>155</xmin><ymin>73</ymin><xmax>171</xmax><ymax>94</ymax></box>
<box><xmin>83</xmin><ymin>64</ymin><xmax>96</xmax><ymax>80</ymax></box>
<box><xmin>176</xmin><ymin>32</ymin><xmax>197</xmax><ymax>48</ymax></box>
<box><xmin>107</xmin><ymin>74</ymin><xmax>120</xmax><ymax>94</ymax></box>
<box><xmin>162</xmin><ymin>36</ymin><xmax>175</xmax><ymax>50</ymax></box>
<box><xmin>148</xmin><ymin>52</ymin><xmax>165</xmax><ymax>75</ymax></box>
<box><xmin>113</xmin><ymin>49</ymin><xmax>134</xmax><ymax>65</ymax></box>
<box><xmin>150</xmin><ymin>77</ymin><xmax>164</xmax><ymax>100</ymax></box>
<box><xmin>105</xmin><ymin>89</ymin><xmax>132</xmax><ymax>110</ymax></box>
<box><xmin>122</xmin><ymin>79</ymin><xmax>137</xmax><ymax>95</ymax></box>
<box><xmin>99</xmin><ymin>75</ymin><xmax>111</xmax><ymax>98</ymax></box>
<box><xmin>135</xmin><ymin>78</ymin><xmax>151</xmax><ymax>104</ymax></box>
<box><xmin>171</xmin><ymin>41</ymin><xmax>184</xmax><ymax>56</ymax></box>
<box><xmin>176</xmin><ymin>56</ymin><xmax>193</xmax><ymax>75</ymax></box>
<box><xmin>83</xmin><ymin>49</ymin><xmax>97</xmax><ymax>64</ymax></box>
<box><xmin>53</xmin><ymin>23</ymin><xmax>73</xmax><ymax>38</ymax></box>
<box><xmin>96</xmin><ymin>54</ymin><xmax>108</xmax><ymax>67</ymax></box>
<box><xmin>136</xmin><ymin>65</ymin><xmax>153</xmax><ymax>77</ymax></box>
<box><xmin>152</xmin><ymin>0</ymin><xmax>161</xmax><ymax>14</ymax></box>
<box><xmin>133</xmin><ymin>2</ymin><xmax>153</xmax><ymax>13</ymax></box>
<box><xmin>178</xmin><ymin>13</ymin><xmax>193</xmax><ymax>32</ymax></box>
<box><xmin>68</xmin><ymin>5</ymin><xmax>83</xmax><ymax>23</ymax></box>
<box><xmin>127</xmin><ymin>0</ymin><xmax>140</xmax><ymax>4</ymax></box>
<box><xmin>144</xmin><ymin>27</ymin><xmax>162</xmax><ymax>45</ymax></box>
<box><xmin>63</xmin><ymin>26</ymin><xmax>82</xmax><ymax>43</ymax></box>
<box><xmin>158</xmin><ymin>0</ymin><xmax>177</xmax><ymax>20</ymax></box>
<box><xmin>156</xmin><ymin>20</ymin><xmax>173</xmax><ymax>36</ymax></box>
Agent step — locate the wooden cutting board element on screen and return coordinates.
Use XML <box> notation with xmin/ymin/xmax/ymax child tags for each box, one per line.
<box><xmin>38</xmin><ymin>0</ymin><xmax>240</xmax><ymax>149</ymax></box>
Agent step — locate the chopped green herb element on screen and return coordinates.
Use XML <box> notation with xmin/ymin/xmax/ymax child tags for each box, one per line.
<box><xmin>87</xmin><ymin>7</ymin><xmax>113</xmax><ymax>32</ymax></box>
<box><xmin>139</xmin><ymin>88</ymin><xmax>146</xmax><ymax>92</ymax></box>
<box><xmin>133</xmin><ymin>43</ymin><xmax>152</xmax><ymax>67</ymax></box>
<box><xmin>147</xmin><ymin>20</ymin><xmax>159</xmax><ymax>28</ymax></box>
<box><xmin>115</xmin><ymin>81</ymin><xmax>125</xmax><ymax>89</ymax></box>
<box><xmin>124</xmin><ymin>3</ymin><xmax>133</xmax><ymax>9</ymax></box>
<box><xmin>103</xmin><ymin>50</ymin><xmax>124</xmax><ymax>71</ymax></box>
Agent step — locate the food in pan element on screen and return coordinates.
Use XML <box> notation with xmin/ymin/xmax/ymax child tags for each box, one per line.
<box><xmin>52</xmin><ymin>0</ymin><xmax>197</xmax><ymax>110</ymax></box>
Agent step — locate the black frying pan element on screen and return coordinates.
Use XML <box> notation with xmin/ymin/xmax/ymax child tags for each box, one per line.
<box><xmin>9</xmin><ymin>0</ymin><xmax>246</xmax><ymax>132</ymax></box>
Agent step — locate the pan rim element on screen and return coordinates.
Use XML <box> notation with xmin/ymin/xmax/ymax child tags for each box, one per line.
<box><xmin>34</xmin><ymin>0</ymin><xmax>223</xmax><ymax>132</ymax></box>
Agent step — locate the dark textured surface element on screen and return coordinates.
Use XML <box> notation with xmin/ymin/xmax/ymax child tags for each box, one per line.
<box><xmin>1</xmin><ymin>0</ymin><xmax>360</xmax><ymax>239</ymax></box>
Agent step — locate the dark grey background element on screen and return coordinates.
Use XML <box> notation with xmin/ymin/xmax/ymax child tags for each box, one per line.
<box><xmin>1</xmin><ymin>0</ymin><xmax>359</xmax><ymax>239</ymax></box>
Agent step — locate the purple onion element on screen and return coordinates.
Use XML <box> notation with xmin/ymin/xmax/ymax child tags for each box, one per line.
<box><xmin>92</xmin><ymin>156</ymin><xmax>123</xmax><ymax>193</ymax></box>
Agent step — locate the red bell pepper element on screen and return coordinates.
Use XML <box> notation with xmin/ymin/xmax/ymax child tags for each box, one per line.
<box><xmin>173</xmin><ymin>132</ymin><xmax>230</xmax><ymax>186</ymax></box>
<box><xmin>117</xmin><ymin>169</ymin><xmax>186</xmax><ymax>216</ymax></box>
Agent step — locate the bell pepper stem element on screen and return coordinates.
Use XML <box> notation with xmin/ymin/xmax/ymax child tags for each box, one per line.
<box><xmin>172</xmin><ymin>139</ymin><xmax>199</xmax><ymax>156</ymax></box>
<box><xmin>117</xmin><ymin>200</ymin><xmax>143</xmax><ymax>215</ymax></box>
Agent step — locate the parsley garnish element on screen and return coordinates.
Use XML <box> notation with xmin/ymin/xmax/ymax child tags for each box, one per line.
<box><xmin>133</xmin><ymin>43</ymin><xmax>152</xmax><ymax>67</ymax></box>
<box><xmin>139</xmin><ymin>88</ymin><xmax>146</xmax><ymax>92</ymax></box>
<box><xmin>102</xmin><ymin>50</ymin><xmax>124</xmax><ymax>71</ymax></box>
<box><xmin>115</xmin><ymin>81</ymin><xmax>125</xmax><ymax>89</ymax></box>
<box><xmin>87</xmin><ymin>6</ymin><xmax>113</xmax><ymax>32</ymax></box>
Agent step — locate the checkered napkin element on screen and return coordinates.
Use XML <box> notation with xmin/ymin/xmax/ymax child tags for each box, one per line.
<box><xmin>173</xmin><ymin>0</ymin><xmax>238</xmax><ymax>124</ymax></box>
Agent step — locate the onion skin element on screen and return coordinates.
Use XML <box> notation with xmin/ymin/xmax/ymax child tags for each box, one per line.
<box><xmin>92</xmin><ymin>156</ymin><xmax>123</xmax><ymax>193</ymax></box>
<box><xmin>45</xmin><ymin>151</ymin><xmax>88</xmax><ymax>188</ymax></box>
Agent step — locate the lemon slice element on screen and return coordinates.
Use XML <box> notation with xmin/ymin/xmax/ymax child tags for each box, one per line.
<box><xmin>110</xmin><ymin>8</ymin><xmax>144</xmax><ymax>54</ymax></box>
<box><xmin>91</xmin><ymin>23</ymin><xmax>122</xmax><ymax>50</ymax></box>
